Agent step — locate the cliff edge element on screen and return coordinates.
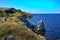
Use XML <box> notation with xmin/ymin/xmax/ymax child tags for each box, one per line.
<box><xmin>0</xmin><ymin>8</ymin><xmax>46</xmax><ymax>40</ymax></box>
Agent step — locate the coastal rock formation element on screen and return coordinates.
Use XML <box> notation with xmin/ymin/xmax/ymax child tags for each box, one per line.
<box><xmin>37</xmin><ymin>20</ymin><xmax>45</xmax><ymax>36</ymax></box>
<box><xmin>32</xmin><ymin>20</ymin><xmax>46</xmax><ymax>36</ymax></box>
<box><xmin>0</xmin><ymin>8</ymin><xmax>46</xmax><ymax>40</ymax></box>
<box><xmin>19</xmin><ymin>15</ymin><xmax>33</xmax><ymax>29</ymax></box>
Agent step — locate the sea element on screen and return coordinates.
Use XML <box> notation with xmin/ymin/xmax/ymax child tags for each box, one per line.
<box><xmin>29</xmin><ymin>14</ymin><xmax>60</xmax><ymax>40</ymax></box>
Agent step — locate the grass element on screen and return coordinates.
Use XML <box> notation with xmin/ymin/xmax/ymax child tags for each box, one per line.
<box><xmin>0</xmin><ymin>21</ymin><xmax>43</xmax><ymax>40</ymax></box>
<box><xmin>0</xmin><ymin>8</ymin><xmax>44</xmax><ymax>40</ymax></box>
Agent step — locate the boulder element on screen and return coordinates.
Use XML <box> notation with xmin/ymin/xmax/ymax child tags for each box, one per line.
<box><xmin>4</xmin><ymin>35</ymin><xmax>14</xmax><ymax>40</ymax></box>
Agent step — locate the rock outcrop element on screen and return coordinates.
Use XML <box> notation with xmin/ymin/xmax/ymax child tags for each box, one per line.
<box><xmin>37</xmin><ymin>20</ymin><xmax>45</xmax><ymax>36</ymax></box>
<box><xmin>0</xmin><ymin>8</ymin><xmax>46</xmax><ymax>40</ymax></box>
<box><xmin>31</xmin><ymin>20</ymin><xmax>46</xmax><ymax>36</ymax></box>
<box><xmin>18</xmin><ymin>15</ymin><xmax>33</xmax><ymax>29</ymax></box>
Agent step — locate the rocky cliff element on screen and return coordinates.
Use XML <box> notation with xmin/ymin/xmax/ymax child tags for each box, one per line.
<box><xmin>0</xmin><ymin>8</ymin><xmax>46</xmax><ymax>40</ymax></box>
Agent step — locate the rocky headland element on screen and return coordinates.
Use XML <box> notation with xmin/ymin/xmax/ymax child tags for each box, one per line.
<box><xmin>0</xmin><ymin>8</ymin><xmax>47</xmax><ymax>40</ymax></box>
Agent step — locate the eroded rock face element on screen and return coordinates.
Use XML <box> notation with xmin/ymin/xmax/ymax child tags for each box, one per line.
<box><xmin>37</xmin><ymin>20</ymin><xmax>45</xmax><ymax>36</ymax></box>
<box><xmin>19</xmin><ymin>15</ymin><xmax>33</xmax><ymax>29</ymax></box>
<box><xmin>38</xmin><ymin>20</ymin><xmax>45</xmax><ymax>30</ymax></box>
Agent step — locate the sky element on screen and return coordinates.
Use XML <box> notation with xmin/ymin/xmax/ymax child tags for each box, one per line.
<box><xmin>0</xmin><ymin>0</ymin><xmax>60</xmax><ymax>14</ymax></box>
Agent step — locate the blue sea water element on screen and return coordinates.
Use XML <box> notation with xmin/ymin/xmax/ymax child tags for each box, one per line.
<box><xmin>29</xmin><ymin>14</ymin><xmax>60</xmax><ymax>40</ymax></box>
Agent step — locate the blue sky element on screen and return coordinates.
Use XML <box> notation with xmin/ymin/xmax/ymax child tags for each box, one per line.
<box><xmin>0</xmin><ymin>0</ymin><xmax>60</xmax><ymax>14</ymax></box>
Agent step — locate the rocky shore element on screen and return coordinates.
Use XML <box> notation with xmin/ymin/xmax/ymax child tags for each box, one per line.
<box><xmin>0</xmin><ymin>8</ymin><xmax>47</xmax><ymax>40</ymax></box>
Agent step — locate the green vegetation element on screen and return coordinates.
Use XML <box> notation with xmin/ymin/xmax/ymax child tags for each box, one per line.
<box><xmin>0</xmin><ymin>8</ymin><xmax>44</xmax><ymax>40</ymax></box>
<box><xmin>0</xmin><ymin>8</ymin><xmax>32</xmax><ymax>18</ymax></box>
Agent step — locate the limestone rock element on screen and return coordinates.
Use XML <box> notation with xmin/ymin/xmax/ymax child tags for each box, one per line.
<box><xmin>19</xmin><ymin>15</ymin><xmax>33</xmax><ymax>29</ymax></box>
<box><xmin>37</xmin><ymin>20</ymin><xmax>45</xmax><ymax>36</ymax></box>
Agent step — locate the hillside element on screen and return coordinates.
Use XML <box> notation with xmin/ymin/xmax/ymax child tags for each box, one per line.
<box><xmin>0</xmin><ymin>8</ymin><xmax>46</xmax><ymax>40</ymax></box>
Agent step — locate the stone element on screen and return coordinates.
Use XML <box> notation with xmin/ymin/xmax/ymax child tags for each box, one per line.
<box><xmin>19</xmin><ymin>15</ymin><xmax>33</xmax><ymax>29</ymax></box>
<box><xmin>37</xmin><ymin>20</ymin><xmax>45</xmax><ymax>36</ymax></box>
<box><xmin>4</xmin><ymin>35</ymin><xmax>14</xmax><ymax>40</ymax></box>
